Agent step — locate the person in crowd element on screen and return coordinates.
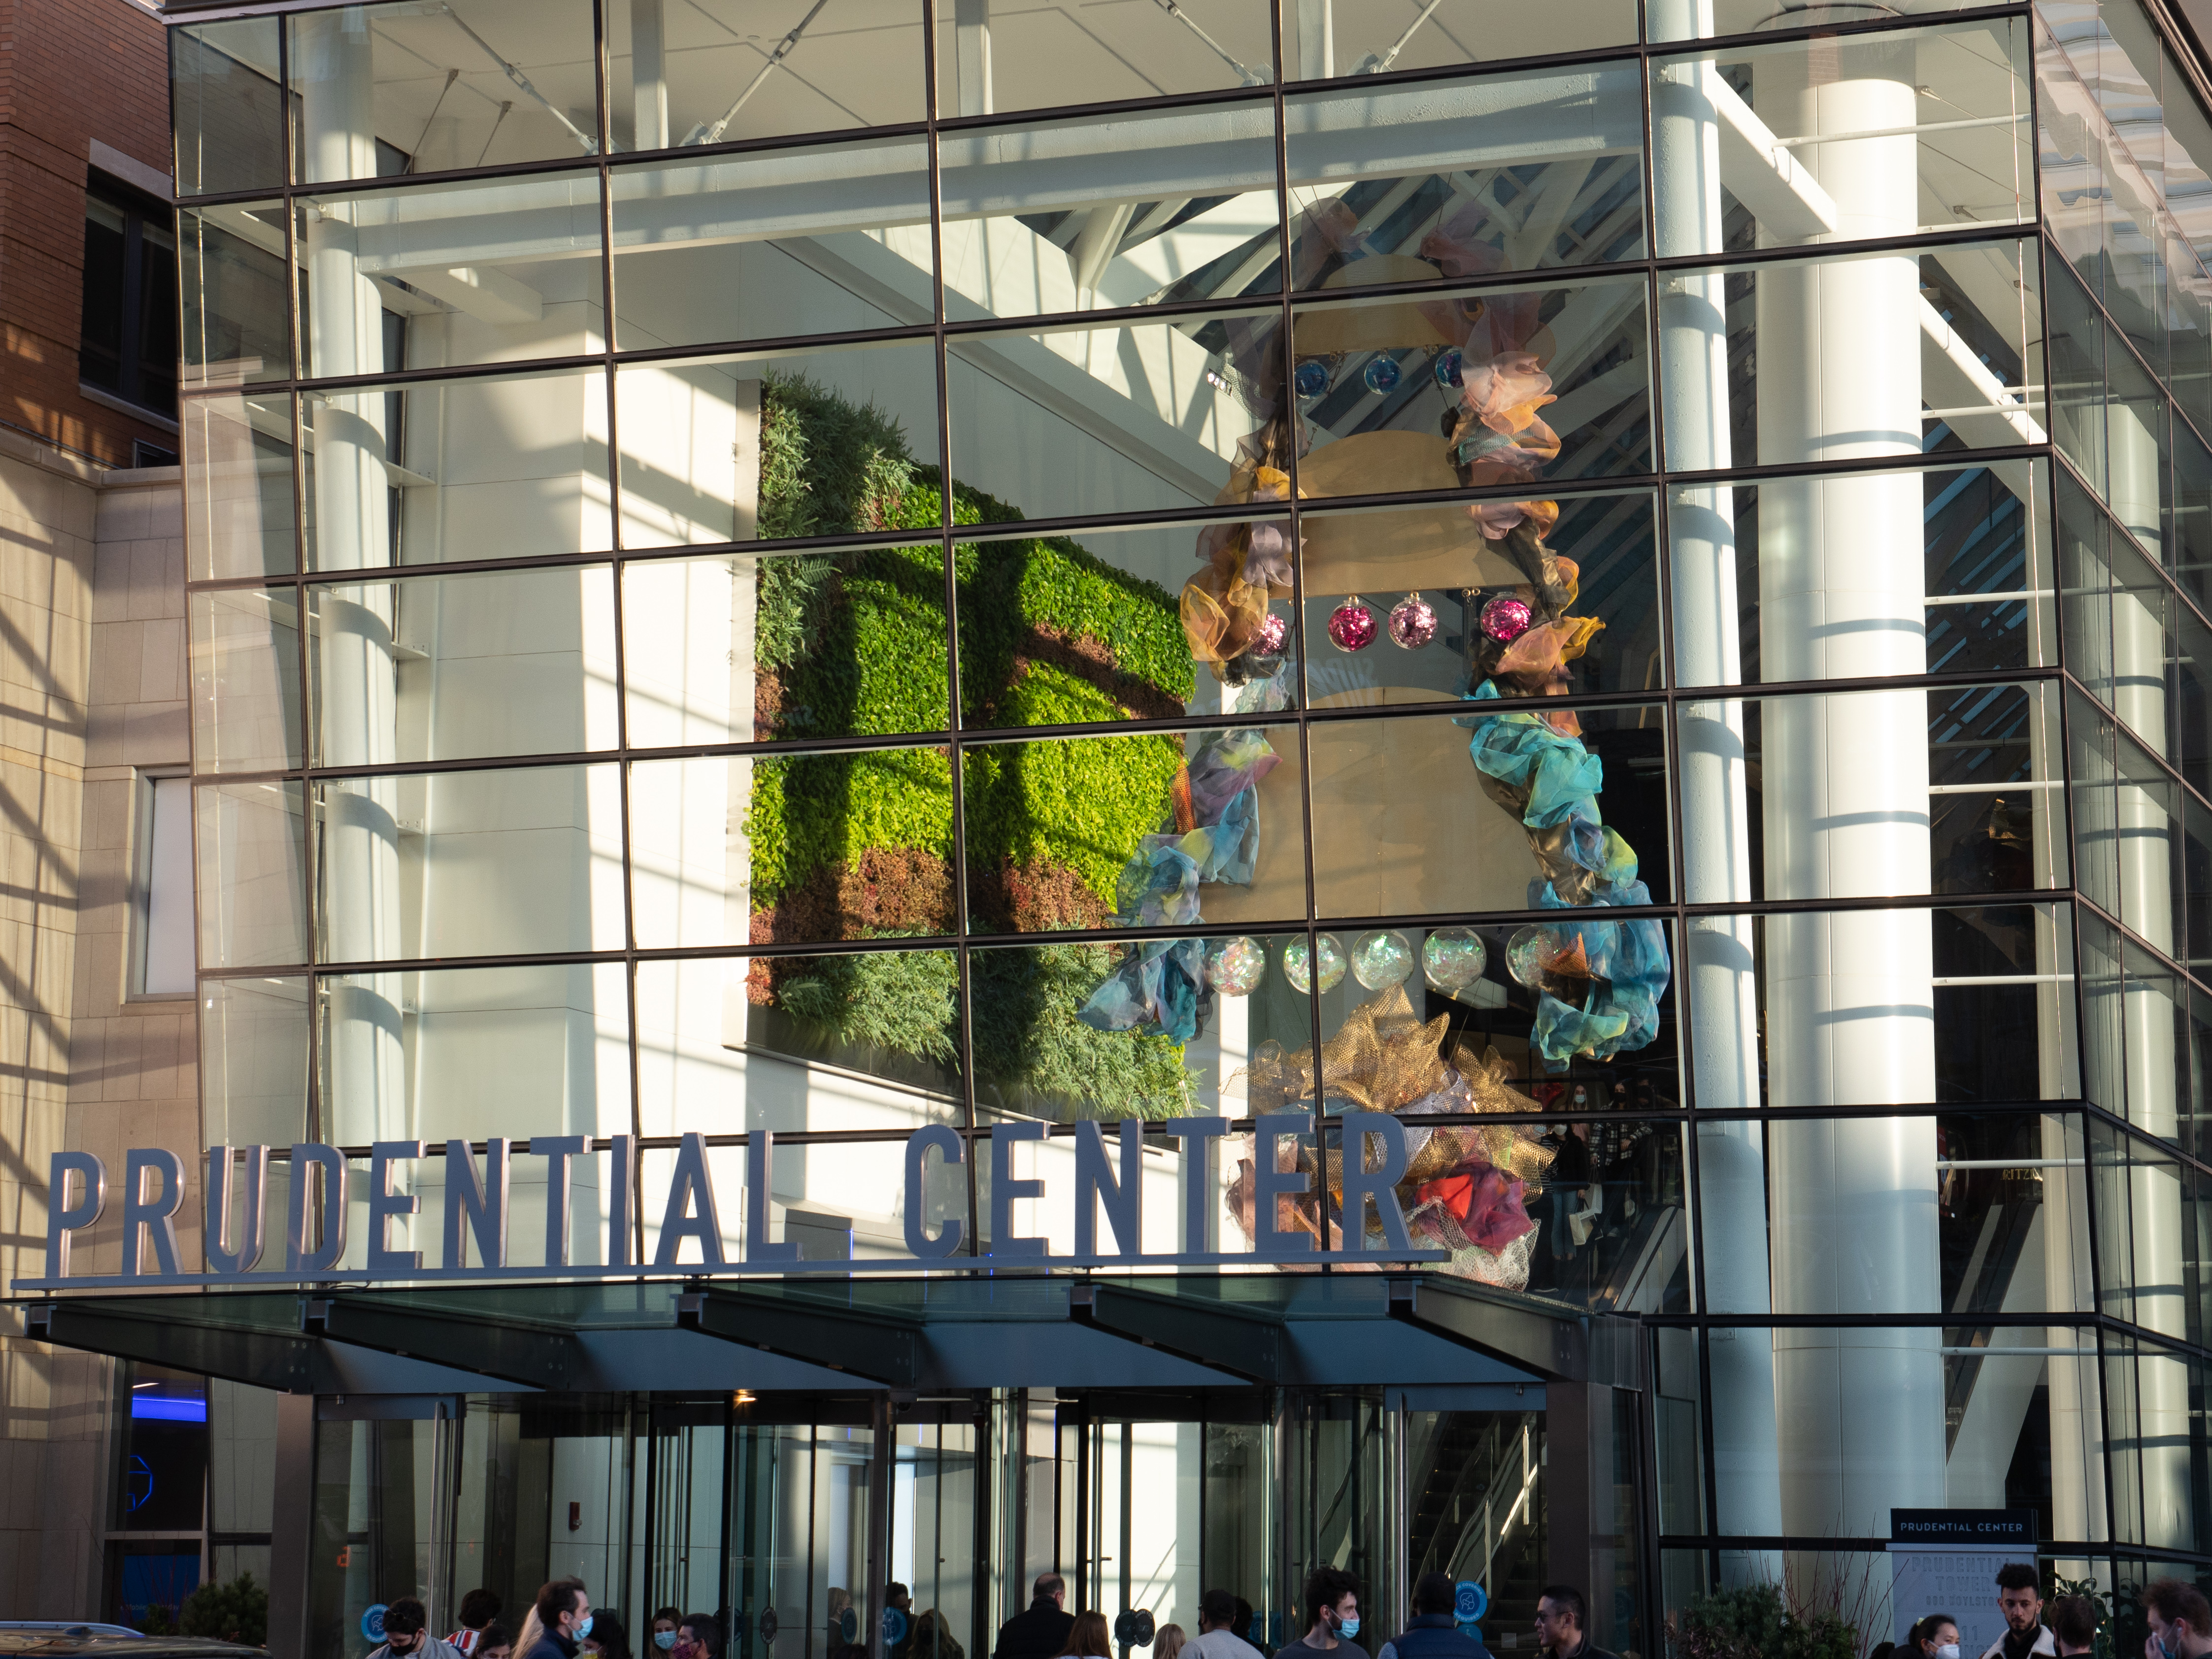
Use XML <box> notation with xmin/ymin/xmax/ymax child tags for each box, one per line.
<box><xmin>1375</xmin><ymin>1571</ymin><xmax>1491</xmax><ymax>1659</ymax></box>
<box><xmin>1233</xmin><ymin>1601</ymin><xmax>1257</xmax><ymax>1654</ymax></box>
<box><xmin>887</xmin><ymin>1588</ymin><xmax>915</xmax><ymax>1659</ymax></box>
<box><xmin>678</xmin><ymin>1613</ymin><xmax>723</xmax><ymax>1659</ymax></box>
<box><xmin>1054</xmin><ymin>1613</ymin><xmax>1113</xmax><ymax>1659</ymax></box>
<box><xmin>911</xmin><ymin>1610</ymin><xmax>965</xmax><ymax>1659</ymax></box>
<box><xmin>1155</xmin><ymin>1626</ymin><xmax>1188</xmax><ymax>1659</ymax></box>
<box><xmin>373</xmin><ymin>1600</ymin><xmax>465</xmax><ymax>1659</ymax></box>
<box><xmin>523</xmin><ymin>1581</ymin><xmax>593</xmax><ymax>1659</ymax></box>
<box><xmin>1186</xmin><ymin>1591</ymin><xmax>1264</xmax><ymax>1659</ymax></box>
<box><xmin>2144</xmin><ymin>1580</ymin><xmax>2212</xmax><ymax>1658</ymax></box>
<box><xmin>478</xmin><ymin>1625</ymin><xmax>515</xmax><ymax>1659</ymax></box>
<box><xmin>995</xmin><ymin>1573</ymin><xmax>1075</xmax><ymax>1659</ymax></box>
<box><xmin>827</xmin><ymin>1593</ymin><xmax>856</xmax><ymax>1659</ymax></box>
<box><xmin>1908</xmin><ymin>1615</ymin><xmax>1961</xmax><ymax>1659</ymax></box>
<box><xmin>1870</xmin><ymin>1644</ymin><xmax>1894</xmax><ymax>1659</ymax></box>
<box><xmin>1280</xmin><ymin>1566</ymin><xmax>1363</xmax><ymax>1659</ymax></box>
<box><xmin>450</xmin><ymin>1592</ymin><xmax>504</xmax><ymax>1657</ymax></box>
<box><xmin>1532</xmin><ymin>1586</ymin><xmax>1615</xmax><ymax>1659</ymax></box>
<box><xmin>1979</xmin><ymin>1565</ymin><xmax>2053</xmax><ymax>1659</ymax></box>
<box><xmin>2046</xmin><ymin>1596</ymin><xmax>2096</xmax><ymax>1658</ymax></box>
<box><xmin>653</xmin><ymin>1614</ymin><xmax>684</xmax><ymax>1656</ymax></box>
<box><xmin>586</xmin><ymin>1612</ymin><xmax>634</xmax><ymax>1659</ymax></box>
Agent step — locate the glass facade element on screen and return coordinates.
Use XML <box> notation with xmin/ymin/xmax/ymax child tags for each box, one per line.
<box><xmin>163</xmin><ymin>0</ymin><xmax>2212</xmax><ymax>1645</ymax></box>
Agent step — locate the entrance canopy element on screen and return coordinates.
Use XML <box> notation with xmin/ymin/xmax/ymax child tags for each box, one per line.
<box><xmin>19</xmin><ymin>1271</ymin><xmax>1636</xmax><ymax>1398</ymax></box>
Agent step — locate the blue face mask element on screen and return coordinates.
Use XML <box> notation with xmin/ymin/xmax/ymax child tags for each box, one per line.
<box><xmin>576</xmin><ymin>1618</ymin><xmax>594</xmax><ymax>1642</ymax></box>
<box><xmin>658</xmin><ymin>1638</ymin><xmax>679</xmax><ymax>1652</ymax></box>
<box><xmin>1336</xmin><ymin>1620</ymin><xmax>1360</xmax><ymax>1641</ymax></box>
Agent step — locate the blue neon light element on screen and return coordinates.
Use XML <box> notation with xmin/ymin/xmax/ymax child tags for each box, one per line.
<box><xmin>130</xmin><ymin>1396</ymin><xmax>208</xmax><ymax>1422</ymax></box>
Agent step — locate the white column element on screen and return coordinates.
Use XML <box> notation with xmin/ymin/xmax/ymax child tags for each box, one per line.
<box><xmin>301</xmin><ymin>11</ymin><xmax>405</xmax><ymax>1145</ymax></box>
<box><xmin>631</xmin><ymin>0</ymin><xmax>670</xmax><ymax>150</ymax></box>
<box><xmin>1751</xmin><ymin>33</ymin><xmax>1948</xmax><ymax>1551</ymax></box>
<box><xmin>1651</xmin><ymin>1</ymin><xmax>1784</xmax><ymax>1579</ymax></box>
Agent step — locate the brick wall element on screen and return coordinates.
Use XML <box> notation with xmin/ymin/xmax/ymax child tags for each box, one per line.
<box><xmin>0</xmin><ymin>0</ymin><xmax>179</xmax><ymax>466</ymax></box>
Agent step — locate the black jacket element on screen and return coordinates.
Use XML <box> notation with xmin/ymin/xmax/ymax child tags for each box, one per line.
<box><xmin>1383</xmin><ymin>1614</ymin><xmax>1492</xmax><ymax>1659</ymax></box>
<box><xmin>994</xmin><ymin>1601</ymin><xmax>1075</xmax><ymax>1659</ymax></box>
<box><xmin>523</xmin><ymin>1633</ymin><xmax>580</xmax><ymax>1659</ymax></box>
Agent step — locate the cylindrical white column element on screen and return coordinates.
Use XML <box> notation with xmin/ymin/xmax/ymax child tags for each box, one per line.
<box><xmin>1751</xmin><ymin>33</ymin><xmax>1948</xmax><ymax>1550</ymax></box>
<box><xmin>300</xmin><ymin>10</ymin><xmax>403</xmax><ymax>1144</ymax></box>
<box><xmin>1652</xmin><ymin>3</ymin><xmax>1785</xmax><ymax>1577</ymax></box>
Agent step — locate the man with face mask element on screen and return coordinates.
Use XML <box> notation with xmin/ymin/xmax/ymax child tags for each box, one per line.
<box><xmin>1977</xmin><ymin>1566</ymin><xmax>2054</xmax><ymax>1659</ymax></box>
<box><xmin>523</xmin><ymin>1578</ymin><xmax>594</xmax><ymax>1659</ymax></box>
<box><xmin>373</xmin><ymin>1601</ymin><xmax>465</xmax><ymax>1659</ymax></box>
<box><xmin>1279</xmin><ymin>1567</ymin><xmax>1364</xmax><ymax>1659</ymax></box>
<box><xmin>2144</xmin><ymin>1581</ymin><xmax>2212</xmax><ymax>1659</ymax></box>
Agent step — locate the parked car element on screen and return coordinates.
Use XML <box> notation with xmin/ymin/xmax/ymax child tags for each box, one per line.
<box><xmin>0</xmin><ymin>1633</ymin><xmax>264</xmax><ymax>1659</ymax></box>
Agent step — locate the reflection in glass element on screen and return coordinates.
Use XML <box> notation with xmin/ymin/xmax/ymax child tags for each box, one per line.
<box><xmin>190</xmin><ymin>586</ymin><xmax>303</xmax><ymax>774</ymax></box>
<box><xmin>172</xmin><ymin>19</ymin><xmax>284</xmax><ymax>198</ymax></box>
<box><xmin>1668</xmin><ymin>460</ymin><xmax>2055</xmax><ymax>685</ymax></box>
<box><xmin>609</xmin><ymin>137</ymin><xmax>933</xmax><ymax>348</ymax></box>
<box><xmin>933</xmin><ymin>0</ymin><xmax>1274</xmax><ymax>116</ymax></box>
<box><xmin>610</xmin><ymin>0</ymin><xmax>926</xmax><ymax>151</ymax></box>
<box><xmin>633</xmin><ymin>747</ymin><xmax>954</xmax><ymax>950</ymax></box>
<box><xmin>309</xmin><ymin>566</ymin><xmax>619</xmax><ymax>767</ymax></box>
<box><xmin>317</xmin><ymin>961</ymin><xmax>631</xmax><ymax>1159</ymax></box>
<box><xmin>182</xmin><ymin>391</ymin><xmax>297</xmax><ymax>580</ymax></box>
<box><xmin>1292</xmin><ymin>272</ymin><xmax>1651</xmax><ymax>493</ymax></box>
<box><xmin>1284</xmin><ymin>0</ymin><xmax>1633</xmax><ymax>76</ymax></box>
<box><xmin>1284</xmin><ymin>67</ymin><xmax>1645</xmax><ymax>288</ymax></box>
<box><xmin>201</xmin><ymin>977</ymin><xmax>310</xmax><ymax>1149</ymax></box>
<box><xmin>297</xmin><ymin>171</ymin><xmax>603</xmax><ymax>374</ymax></box>
<box><xmin>181</xmin><ymin>202</ymin><xmax>290</xmax><ymax>388</ymax></box>
<box><xmin>290</xmin><ymin>2</ymin><xmax>602</xmax><ymax>184</ymax></box>
<box><xmin>305</xmin><ymin>365</ymin><xmax>612</xmax><ymax>567</ymax></box>
<box><xmin>960</xmin><ymin>725</ymin><xmax>1304</xmax><ymax>939</ymax></box>
<box><xmin>314</xmin><ymin>764</ymin><xmax>624</xmax><ymax>963</ymax></box>
<box><xmin>618</xmin><ymin>343</ymin><xmax>941</xmax><ymax>550</ymax></box>
<box><xmin>939</xmin><ymin>104</ymin><xmax>1280</xmax><ymax>322</ymax></box>
<box><xmin>197</xmin><ymin>780</ymin><xmax>307</xmax><ymax>969</ymax></box>
<box><xmin>1302</xmin><ymin>493</ymin><xmax>1660</xmax><ymax>708</ymax></box>
<box><xmin>956</xmin><ymin>519</ymin><xmax>1262</xmax><ymax>730</ymax></box>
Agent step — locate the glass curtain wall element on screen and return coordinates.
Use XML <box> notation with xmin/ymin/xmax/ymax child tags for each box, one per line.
<box><xmin>166</xmin><ymin>0</ymin><xmax>2212</xmax><ymax>1639</ymax></box>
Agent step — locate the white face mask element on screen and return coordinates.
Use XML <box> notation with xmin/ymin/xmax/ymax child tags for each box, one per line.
<box><xmin>1936</xmin><ymin>1645</ymin><xmax>1961</xmax><ymax>1659</ymax></box>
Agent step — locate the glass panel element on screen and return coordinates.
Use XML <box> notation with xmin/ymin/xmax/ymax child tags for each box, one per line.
<box><xmin>306</xmin><ymin>363</ymin><xmax>613</xmax><ymax>568</ymax></box>
<box><xmin>617</xmin><ymin>343</ymin><xmax>942</xmax><ymax>550</ymax></box>
<box><xmin>1292</xmin><ymin>270</ymin><xmax>1651</xmax><ymax>493</ymax></box>
<box><xmin>313</xmin><ymin>763</ymin><xmax>626</xmax><ymax>962</ymax></box>
<box><xmin>182</xmin><ymin>390</ymin><xmax>298</xmax><ymax>580</ymax></box>
<box><xmin>181</xmin><ymin>202</ymin><xmax>290</xmax><ymax>389</ymax></box>
<box><xmin>933</xmin><ymin>0</ymin><xmax>1274</xmax><ymax>117</ymax></box>
<box><xmin>1286</xmin><ymin>0</ymin><xmax>1632</xmax><ymax>75</ymax></box>
<box><xmin>200</xmin><ymin>976</ymin><xmax>311</xmax><ymax>1147</ymax></box>
<box><xmin>197</xmin><ymin>779</ymin><xmax>308</xmax><ymax>969</ymax></box>
<box><xmin>633</xmin><ymin>746</ymin><xmax>954</xmax><ymax>950</ymax></box>
<box><xmin>628</xmin><ymin>546</ymin><xmax>950</xmax><ymax>748</ymax></box>
<box><xmin>634</xmin><ymin>951</ymin><xmax>965</xmax><ymax>1146</ymax></box>
<box><xmin>1676</xmin><ymin>681</ymin><xmax>2068</xmax><ymax>903</ymax></box>
<box><xmin>1508</xmin><ymin>1118</ymin><xmax>1687</xmax><ymax>1311</ymax></box>
<box><xmin>2049</xmin><ymin>255</ymin><xmax>2109</xmax><ymax>493</ymax></box>
<box><xmin>610</xmin><ymin>0</ymin><xmax>925</xmax><ymax>151</ymax></box>
<box><xmin>297</xmin><ymin>171</ymin><xmax>603</xmax><ymax>374</ymax></box>
<box><xmin>1285</xmin><ymin>66</ymin><xmax>1643</xmax><ymax>299</ymax></box>
<box><xmin>1301</xmin><ymin>491</ymin><xmax>1658</xmax><ymax>709</ymax></box>
<box><xmin>1689</xmin><ymin>903</ymin><xmax>2079</xmax><ymax>1110</ymax></box>
<box><xmin>308</xmin><ymin>565</ymin><xmax>621</xmax><ymax>766</ymax></box>
<box><xmin>1652</xmin><ymin>1328</ymin><xmax>1706</xmax><ymax>1535</ymax></box>
<box><xmin>949</xmin><ymin>306</ymin><xmax>1279</xmax><ymax>521</ymax></box>
<box><xmin>190</xmin><ymin>585</ymin><xmax>303</xmax><ymax>774</ymax></box>
<box><xmin>172</xmin><ymin>19</ymin><xmax>285</xmax><ymax>198</ymax></box>
<box><xmin>2103</xmin><ymin>1330</ymin><xmax>2207</xmax><ymax>1553</ymax></box>
<box><xmin>2040</xmin><ymin>12</ymin><xmax>2107</xmax><ymax>283</ymax></box>
<box><xmin>318</xmin><ymin>962</ymin><xmax>632</xmax><ymax>1157</ymax></box>
<box><xmin>1936</xmin><ymin>1110</ymin><xmax>2094</xmax><ymax>1314</ymax></box>
<box><xmin>1669</xmin><ymin>459</ymin><xmax>2056</xmax><ymax>686</ymax></box>
<box><xmin>939</xmin><ymin>104</ymin><xmax>1280</xmax><ymax>323</ymax></box>
<box><xmin>1648</xmin><ymin>24</ymin><xmax>2032</xmax><ymax>244</ymax></box>
<box><xmin>1659</xmin><ymin>240</ymin><xmax>2042</xmax><ymax>470</ymax></box>
<box><xmin>610</xmin><ymin>137</ymin><xmax>933</xmax><ymax>349</ymax></box>
<box><xmin>958</xmin><ymin>516</ymin><xmax>1269</xmax><ymax>731</ymax></box>
<box><xmin>968</xmin><ymin>929</ymin><xmax>1319</xmax><ymax>1122</ymax></box>
<box><xmin>290</xmin><ymin>2</ymin><xmax>602</xmax><ymax>184</ymax></box>
<box><xmin>959</xmin><ymin>723</ymin><xmax>1303</xmax><ymax>935</ymax></box>
<box><xmin>2172</xmin><ymin>415</ymin><xmax>2212</xmax><ymax>611</ymax></box>
<box><xmin>1310</xmin><ymin>702</ymin><xmax>1670</xmax><ymax>911</ymax></box>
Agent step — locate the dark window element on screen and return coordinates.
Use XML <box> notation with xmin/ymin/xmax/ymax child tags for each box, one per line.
<box><xmin>80</xmin><ymin>183</ymin><xmax>179</xmax><ymax>420</ymax></box>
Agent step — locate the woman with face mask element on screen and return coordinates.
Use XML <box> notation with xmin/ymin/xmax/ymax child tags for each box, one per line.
<box><xmin>1910</xmin><ymin>1616</ymin><xmax>1962</xmax><ymax>1659</ymax></box>
<box><xmin>653</xmin><ymin>1612</ymin><xmax>683</xmax><ymax>1656</ymax></box>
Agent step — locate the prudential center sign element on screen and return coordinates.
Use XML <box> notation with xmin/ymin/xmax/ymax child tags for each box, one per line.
<box><xmin>18</xmin><ymin>1114</ymin><xmax>1443</xmax><ymax>1291</ymax></box>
